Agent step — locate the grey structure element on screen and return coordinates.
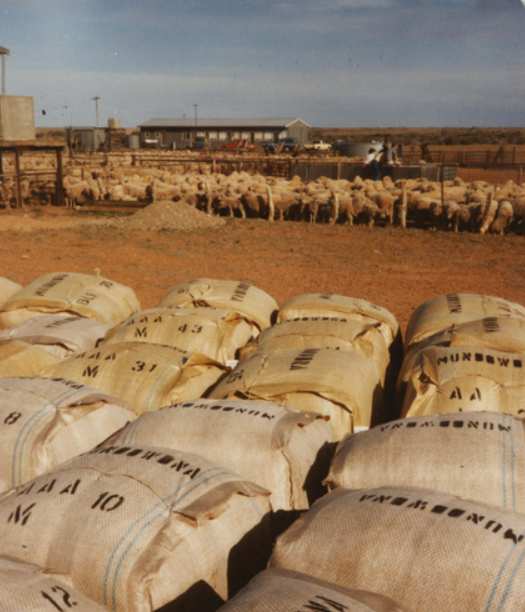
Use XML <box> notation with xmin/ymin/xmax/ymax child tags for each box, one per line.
<box><xmin>138</xmin><ymin>117</ymin><xmax>310</xmax><ymax>150</ymax></box>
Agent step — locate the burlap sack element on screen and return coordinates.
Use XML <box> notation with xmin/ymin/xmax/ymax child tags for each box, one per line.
<box><xmin>107</xmin><ymin>398</ymin><xmax>333</xmax><ymax>511</ymax></box>
<box><xmin>398</xmin><ymin>316</ymin><xmax>525</xmax><ymax>406</ymax></box>
<box><xmin>251</xmin><ymin>317</ymin><xmax>390</xmax><ymax>385</ymax></box>
<box><xmin>276</xmin><ymin>294</ymin><xmax>400</xmax><ymax>350</ymax></box>
<box><xmin>0</xmin><ymin>272</ymin><xmax>141</xmax><ymax>330</ymax></box>
<box><xmin>158</xmin><ymin>278</ymin><xmax>278</xmax><ymax>334</ymax></box>
<box><xmin>218</xmin><ymin>568</ymin><xmax>409</xmax><ymax>612</ymax></box>
<box><xmin>0</xmin><ymin>340</ymin><xmax>61</xmax><ymax>377</ymax></box>
<box><xmin>100</xmin><ymin>307</ymin><xmax>253</xmax><ymax>365</ymax></box>
<box><xmin>405</xmin><ymin>293</ymin><xmax>525</xmax><ymax>349</ymax></box>
<box><xmin>327</xmin><ymin>411</ymin><xmax>525</xmax><ymax>513</ymax></box>
<box><xmin>401</xmin><ymin>345</ymin><xmax>525</xmax><ymax>418</ymax></box>
<box><xmin>0</xmin><ymin>555</ymin><xmax>108</xmax><ymax>612</ymax></box>
<box><xmin>209</xmin><ymin>348</ymin><xmax>384</xmax><ymax>440</ymax></box>
<box><xmin>0</xmin><ymin>314</ymin><xmax>111</xmax><ymax>359</ymax></box>
<box><xmin>270</xmin><ymin>485</ymin><xmax>525</xmax><ymax>612</ymax></box>
<box><xmin>0</xmin><ymin>445</ymin><xmax>271</xmax><ymax>612</ymax></box>
<box><xmin>400</xmin><ymin>316</ymin><xmax>525</xmax><ymax>384</ymax></box>
<box><xmin>0</xmin><ymin>277</ymin><xmax>21</xmax><ymax>308</ymax></box>
<box><xmin>0</xmin><ymin>376</ymin><xmax>135</xmax><ymax>488</ymax></box>
<box><xmin>41</xmin><ymin>341</ymin><xmax>227</xmax><ymax>415</ymax></box>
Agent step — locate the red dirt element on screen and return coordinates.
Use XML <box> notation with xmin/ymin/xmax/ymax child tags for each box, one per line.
<box><xmin>1</xmin><ymin>206</ymin><xmax>524</xmax><ymax>337</ymax></box>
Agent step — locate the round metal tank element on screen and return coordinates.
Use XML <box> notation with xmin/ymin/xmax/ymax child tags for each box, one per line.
<box><xmin>108</xmin><ymin>118</ymin><xmax>121</xmax><ymax>129</ymax></box>
<box><xmin>127</xmin><ymin>134</ymin><xmax>140</xmax><ymax>149</ymax></box>
<box><xmin>334</xmin><ymin>142</ymin><xmax>379</xmax><ymax>157</ymax></box>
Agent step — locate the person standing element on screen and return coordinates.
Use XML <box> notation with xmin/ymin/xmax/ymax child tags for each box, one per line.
<box><xmin>363</xmin><ymin>147</ymin><xmax>381</xmax><ymax>180</ymax></box>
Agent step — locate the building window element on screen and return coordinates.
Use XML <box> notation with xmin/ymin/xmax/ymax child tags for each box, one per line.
<box><xmin>253</xmin><ymin>132</ymin><xmax>265</xmax><ymax>141</ymax></box>
<box><xmin>218</xmin><ymin>132</ymin><xmax>228</xmax><ymax>141</ymax></box>
<box><xmin>208</xmin><ymin>131</ymin><xmax>218</xmax><ymax>141</ymax></box>
<box><xmin>264</xmin><ymin>132</ymin><xmax>274</xmax><ymax>140</ymax></box>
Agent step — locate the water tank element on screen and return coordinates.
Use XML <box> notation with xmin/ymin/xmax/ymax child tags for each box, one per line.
<box><xmin>333</xmin><ymin>142</ymin><xmax>378</xmax><ymax>158</ymax></box>
<box><xmin>108</xmin><ymin>118</ymin><xmax>121</xmax><ymax>129</ymax></box>
<box><xmin>127</xmin><ymin>134</ymin><xmax>140</xmax><ymax>149</ymax></box>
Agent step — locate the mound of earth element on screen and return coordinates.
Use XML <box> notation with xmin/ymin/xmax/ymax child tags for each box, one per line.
<box><xmin>111</xmin><ymin>200</ymin><xmax>226</xmax><ymax>231</ymax></box>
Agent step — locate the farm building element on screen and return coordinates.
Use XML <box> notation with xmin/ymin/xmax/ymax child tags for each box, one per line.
<box><xmin>137</xmin><ymin>117</ymin><xmax>310</xmax><ymax>150</ymax></box>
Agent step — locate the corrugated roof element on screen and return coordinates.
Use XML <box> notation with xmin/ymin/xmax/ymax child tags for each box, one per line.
<box><xmin>138</xmin><ymin>117</ymin><xmax>310</xmax><ymax>129</ymax></box>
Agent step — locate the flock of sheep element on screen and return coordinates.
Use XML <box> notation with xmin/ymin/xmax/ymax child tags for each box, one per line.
<box><xmin>1</xmin><ymin>152</ymin><xmax>525</xmax><ymax>234</ymax></box>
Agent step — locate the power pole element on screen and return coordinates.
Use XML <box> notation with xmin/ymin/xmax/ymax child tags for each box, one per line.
<box><xmin>0</xmin><ymin>46</ymin><xmax>10</xmax><ymax>96</ymax></box>
<box><xmin>92</xmin><ymin>96</ymin><xmax>100</xmax><ymax>127</ymax></box>
<box><xmin>193</xmin><ymin>103</ymin><xmax>198</xmax><ymax>127</ymax></box>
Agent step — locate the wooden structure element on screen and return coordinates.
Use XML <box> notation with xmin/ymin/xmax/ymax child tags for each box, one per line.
<box><xmin>0</xmin><ymin>141</ymin><xmax>66</xmax><ymax>208</ymax></box>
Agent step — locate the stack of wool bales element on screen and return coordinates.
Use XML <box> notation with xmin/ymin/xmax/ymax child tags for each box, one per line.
<box><xmin>210</xmin><ymin>293</ymin><xmax>401</xmax><ymax>440</ymax></box>
<box><xmin>44</xmin><ymin>279</ymin><xmax>279</xmax><ymax>415</ymax></box>
<box><xmin>261</xmin><ymin>292</ymin><xmax>525</xmax><ymax>612</ymax></box>
<box><xmin>398</xmin><ymin>293</ymin><xmax>525</xmax><ymax>417</ymax></box>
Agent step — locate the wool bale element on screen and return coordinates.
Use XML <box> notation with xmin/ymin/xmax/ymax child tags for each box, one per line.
<box><xmin>209</xmin><ymin>348</ymin><xmax>384</xmax><ymax>440</ymax></box>
<box><xmin>0</xmin><ymin>445</ymin><xmax>271</xmax><ymax>612</ymax></box>
<box><xmin>327</xmin><ymin>411</ymin><xmax>525</xmax><ymax>512</ymax></box>
<box><xmin>0</xmin><ymin>555</ymin><xmax>108</xmax><ymax>612</ymax></box>
<box><xmin>0</xmin><ymin>314</ymin><xmax>111</xmax><ymax>359</ymax></box>
<box><xmin>218</xmin><ymin>568</ymin><xmax>409</xmax><ymax>612</ymax></box>
<box><xmin>252</xmin><ymin>317</ymin><xmax>390</xmax><ymax>386</ymax></box>
<box><xmin>270</xmin><ymin>485</ymin><xmax>525</xmax><ymax>612</ymax></box>
<box><xmin>401</xmin><ymin>345</ymin><xmax>525</xmax><ymax>418</ymax></box>
<box><xmin>0</xmin><ymin>340</ymin><xmax>61</xmax><ymax>377</ymax></box>
<box><xmin>0</xmin><ymin>376</ymin><xmax>135</xmax><ymax>487</ymax></box>
<box><xmin>0</xmin><ymin>277</ymin><xmax>21</xmax><ymax>308</ymax></box>
<box><xmin>398</xmin><ymin>316</ymin><xmax>525</xmax><ymax>405</ymax></box>
<box><xmin>107</xmin><ymin>398</ymin><xmax>333</xmax><ymax>511</ymax></box>
<box><xmin>41</xmin><ymin>341</ymin><xmax>227</xmax><ymax>415</ymax></box>
<box><xmin>405</xmin><ymin>293</ymin><xmax>525</xmax><ymax>349</ymax></box>
<box><xmin>276</xmin><ymin>294</ymin><xmax>400</xmax><ymax>350</ymax></box>
<box><xmin>100</xmin><ymin>306</ymin><xmax>253</xmax><ymax>365</ymax></box>
<box><xmin>0</xmin><ymin>272</ymin><xmax>141</xmax><ymax>330</ymax></box>
<box><xmin>158</xmin><ymin>278</ymin><xmax>278</xmax><ymax>335</ymax></box>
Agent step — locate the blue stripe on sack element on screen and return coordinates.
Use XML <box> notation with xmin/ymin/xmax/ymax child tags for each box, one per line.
<box><xmin>484</xmin><ymin>529</ymin><xmax>525</xmax><ymax>612</ymax></box>
<box><xmin>104</xmin><ymin>466</ymin><xmax>239</xmax><ymax>610</ymax></box>
<box><xmin>12</xmin><ymin>386</ymin><xmax>83</xmax><ymax>486</ymax></box>
<box><xmin>496</xmin><ymin>531</ymin><xmax>525</xmax><ymax>611</ymax></box>
<box><xmin>502</xmin><ymin>414</ymin><xmax>508</xmax><ymax>509</ymax></box>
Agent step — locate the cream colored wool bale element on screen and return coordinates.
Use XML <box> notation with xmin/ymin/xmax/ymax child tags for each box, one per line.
<box><xmin>107</xmin><ymin>398</ymin><xmax>333</xmax><ymax>511</ymax></box>
<box><xmin>405</xmin><ymin>293</ymin><xmax>525</xmax><ymax>349</ymax></box>
<box><xmin>158</xmin><ymin>278</ymin><xmax>278</xmax><ymax>334</ymax></box>
<box><xmin>252</xmin><ymin>317</ymin><xmax>390</xmax><ymax>385</ymax></box>
<box><xmin>0</xmin><ymin>445</ymin><xmax>271</xmax><ymax>612</ymax></box>
<box><xmin>327</xmin><ymin>411</ymin><xmax>525</xmax><ymax>512</ymax></box>
<box><xmin>398</xmin><ymin>316</ymin><xmax>525</xmax><ymax>404</ymax></box>
<box><xmin>0</xmin><ymin>314</ymin><xmax>111</xmax><ymax>359</ymax></box>
<box><xmin>0</xmin><ymin>272</ymin><xmax>141</xmax><ymax>330</ymax></box>
<box><xmin>276</xmin><ymin>294</ymin><xmax>400</xmax><ymax>349</ymax></box>
<box><xmin>0</xmin><ymin>376</ymin><xmax>135</xmax><ymax>487</ymax></box>
<box><xmin>42</xmin><ymin>341</ymin><xmax>227</xmax><ymax>415</ymax></box>
<box><xmin>0</xmin><ymin>555</ymin><xmax>108</xmax><ymax>612</ymax></box>
<box><xmin>0</xmin><ymin>277</ymin><xmax>21</xmax><ymax>308</ymax></box>
<box><xmin>218</xmin><ymin>568</ymin><xmax>409</xmax><ymax>612</ymax></box>
<box><xmin>401</xmin><ymin>345</ymin><xmax>525</xmax><ymax>418</ymax></box>
<box><xmin>270</xmin><ymin>485</ymin><xmax>525</xmax><ymax>612</ymax></box>
<box><xmin>209</xmin><ymin>348</ymin><xmax>384</xmax><ymax>440</ymax></box>
<box><xmin>0</xmin><ymin>340</ymin><xmax>61</xmax><ymax>377</ymax></box>
<box><xmin>401</xmin><ymin>316</ymin><xmax>525</xmax><ymax>382</ymax></box>
<box><xmin>100</xmin><ymin>306</ymin><xmax>253</xmax><ymax>365</ymax></box>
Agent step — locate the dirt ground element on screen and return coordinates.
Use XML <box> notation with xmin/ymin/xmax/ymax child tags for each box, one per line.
<box><xmin>1</xmin><ymin>205</ymin><xmax>524</xmax><ymax>337</ymax></box>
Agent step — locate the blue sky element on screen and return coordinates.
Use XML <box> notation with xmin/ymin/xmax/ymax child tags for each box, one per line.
<box><xmin>1</xmin><ymin>0</ymin><xmax>525</xmax><ymax>128</ymax></box>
